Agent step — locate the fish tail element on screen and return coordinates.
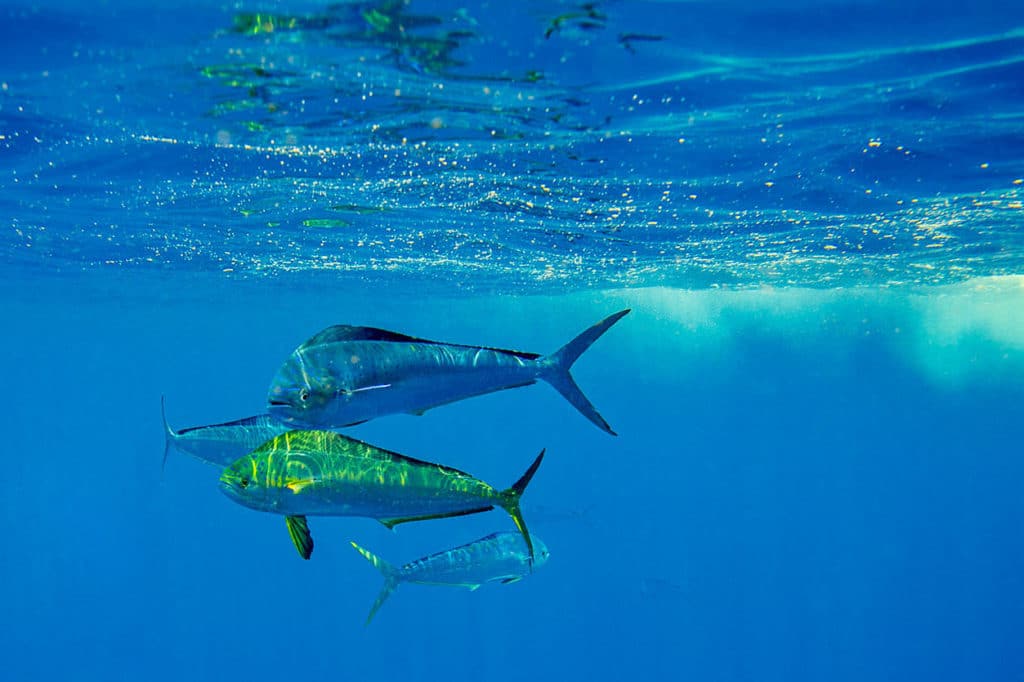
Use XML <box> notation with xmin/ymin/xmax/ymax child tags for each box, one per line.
<box><xmin>160</xmin><ymin>396</ymin><xmax>176</xmax><ymax>475</ymax></box>
<box><xmin>540</xmin><ymin>309</ymin><xmax>630</xmax><ymax>436</ymax></box>
<box><xmin>500</xmin><ymin>449</ymin><xmax>545</xmax><ymax>568</ymax></box>
<box><xmin>351</xmin><ymin>541</ymin><xmax>400</xmax><ymax>626</ymax></box>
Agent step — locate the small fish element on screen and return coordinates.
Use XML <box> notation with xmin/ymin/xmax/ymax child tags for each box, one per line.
<box><xmin>267</xmin><ymin>309</ymin><xmax>630</xmax><ymax>435</ymax></box>
<box><xmin>544</xmin><ymin>2</ymin><xmax>607</xmax><ymax>39</ymax></box>
<box><xmin>618</xmin><ymin>32</ymin><xmax>664</xmax><ymax>54</ymax></box>
<box><xmin>350</xmin><ymin>531</ymin><xmax>550</xmax><ymax>625</ymax></box>
<box><xmin>219</xmin><ymin>430</ymin><xmax>544</xmax><ymax>561</ymax></box>
<box><xmin>160</xmin><ymin>397</ymin><xmax>290</xmax><ymax>469</ymax></box>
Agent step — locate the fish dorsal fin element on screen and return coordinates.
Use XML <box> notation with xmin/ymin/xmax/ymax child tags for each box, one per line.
<box><xmin>379</xmin><ymin>505</ymin><xmax>494</xmax><ymax>530</ymax></box>
<box><xmin>321</xmin><ymin>431</ymin><xmax>482</xmax><ymax>479</ymax></box>
<box><xmin>285</xmin><ymin>515</ymin><xmax>314</xmax><ymax>560</ymax></box>
<box><xmin>298</xmin><ymin>325</ymin><xmax>542</xmax><ymax>361</ymax></box>
<box><xmin>299</xmin><ymin>325</ymin><xmax>424</xmax><ymax>349</ymax></box>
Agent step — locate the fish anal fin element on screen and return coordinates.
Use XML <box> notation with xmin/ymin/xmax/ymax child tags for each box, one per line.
<box><xmin>379</xmin><ymin>505</ymin><xmax>494</xmax><ymax>530</ymax></box>
<box><xmin>285</xmin><ymin>515</ymin><xmax>314</xmax><ymax>560</ymax></box>
<box><xmin>405</xmin><ymin>380</ymin><xmax>537</xmax><ymax>417</ymax></box>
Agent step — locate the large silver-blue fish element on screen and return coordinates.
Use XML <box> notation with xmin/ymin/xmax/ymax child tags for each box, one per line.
<box><xmin>161</xmin><ymin>398</ymin><xmax>289</xmax><ymax>469</ymax></box>
<box><xmin>350</xmin><ymin>531</ymin><xmax>550</xmax><ymax>625</ymax></box>
<box><xmin>267</xmin><ymin>309</ymin><xmax>630</xmax><ymax>435</ymax></box>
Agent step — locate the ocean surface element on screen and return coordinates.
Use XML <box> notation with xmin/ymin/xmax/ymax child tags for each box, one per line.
<box><xmin>2</xmin><ymin>0</ymin><xmax>1023</xmax><ymax>680</ymax></box>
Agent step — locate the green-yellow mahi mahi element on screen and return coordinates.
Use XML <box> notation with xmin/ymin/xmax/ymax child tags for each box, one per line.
<box><xmin>219</xmin><ymin>430</ymin><xmax>544</xmax><ymax>561</ymax></box>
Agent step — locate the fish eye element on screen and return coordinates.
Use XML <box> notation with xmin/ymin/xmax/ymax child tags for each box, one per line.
<box><xmin>299</xmin><ymin>389</ymin><xmax>310</xmax><ymax>402</ymax></box>
<box><xmin>239</xmin><ymin>477</ymin><xmax>250</xmax><ymax>489</ymax></box>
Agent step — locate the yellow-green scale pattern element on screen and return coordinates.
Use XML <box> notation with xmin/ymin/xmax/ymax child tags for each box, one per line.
<box><xmin>253</xmin><ymin>430</ymin><xmax>498</xmax><ymax>518</ymax></box>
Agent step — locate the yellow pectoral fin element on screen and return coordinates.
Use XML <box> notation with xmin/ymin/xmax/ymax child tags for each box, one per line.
<box><xmin>285</xmin><ymin>515</ymin><xmax>314</xmax><ymax>560</ymax></box>
<box><xmin>286</xmin><ymin>478</ymin><xmax>316</xmax><ymax>494</ymax></box>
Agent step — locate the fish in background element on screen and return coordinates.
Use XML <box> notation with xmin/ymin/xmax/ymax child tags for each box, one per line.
<box><xmin>161</xmin><ymin>398</ymin><xmax>290</xmax><ymax>469</ymax></box>
<box><xmin>219</xmin><ymin>429</ymin><xmax>545</xmax><ymax>561</ymax></box>
<box><xmin>350</xmin><ymin>530</ymin><xmax>551</xmax><ymax>625</ymax></box>
<box><xmin>267</xmin><ymin>309</ymin><xmax>630</xmax><ymax>435</ymax></box>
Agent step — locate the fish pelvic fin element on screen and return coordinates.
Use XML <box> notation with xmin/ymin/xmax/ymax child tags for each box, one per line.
<box><xmin>540</xmin><ymin>309</ymin><xmax>630</xmax><ymax>436</ymax></box>
<box><xmin>286</xmin><ymin>515</ymin><xmax>314</xmax><ymax>560</ymax></box>
<box><xmin>351</xmin><ymin>541</ymin><xmax>400</xmax><ymax>626</ymax></box>
<box><xmin>160</xmin><ymin>396</ymin><xmax>176</xmax><ymax>475</ymax></box>
<box><xmin>500</xmin><ymin>449</ymin><xmax>545</xmax><ymax>568</ymax></box>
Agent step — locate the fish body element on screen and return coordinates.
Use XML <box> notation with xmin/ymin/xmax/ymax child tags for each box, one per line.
<box><xmin>351</xmin><ymin>531</ymin><xmax>550</xmax><ymax>624</ymax></box>
<box><xmin>219</xmin><ymin>430</ymin><xmax>544</xmax><ymax>561</ymax></box>
<box><xmin>161</xmin><ymin>398</ymin><xmax>290</xmax><ymax>468</ymax></box>
<box><xmin>267</xmin><ymin>309</ymin><xmax>630</xmax><ymax>435</ymax></box>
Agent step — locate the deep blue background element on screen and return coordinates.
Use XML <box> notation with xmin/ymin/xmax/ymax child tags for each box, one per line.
<box><xmin>2</xmin><ymin>285</ymin><xmax>1023</xmax><ymax>680</ymax></box>
<box><xmin>2</xmin><ymin>0</ymin><xmax>1024</xmax><ymax>680</ymax></box>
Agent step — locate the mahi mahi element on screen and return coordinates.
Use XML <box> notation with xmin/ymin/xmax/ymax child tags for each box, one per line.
<box><xmin>267</xmin><ymin>309</ymin><xmax>630</xmax><ymax>435</ymax></box>
<box><xmin>351</xmin><ymin>531</ymin><xmax>550</xmax><ymax>625</ymax></box>
<box><xmin>219</xmin><ymin>430</ymin><xmax>544</xmax><ymax>561</ymax></box>
<box><xmin>161</xmin><ymin>397</ymin><xmax>290</xmax><ymax>469</ymax></box>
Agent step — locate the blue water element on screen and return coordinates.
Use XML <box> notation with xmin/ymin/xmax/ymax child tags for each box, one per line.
<box><xmin>2</xmin><ymin>0</ymin><xmax>1023</xmax><ymax>680</ymax></box>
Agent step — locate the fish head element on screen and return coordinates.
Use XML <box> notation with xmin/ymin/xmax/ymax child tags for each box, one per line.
<box><xmin>219</xmin><ymin>453</ymin><xmax>275</xmax><ymax>510</ymax></box>
<box><xmin>531</xmin><ymin>536</ymin><xmax>551</xmax><ymax>569</ymax></box>
<box><xmin>220</xmin><ymin>435</ymin><xmax>322</xmax><ymax>512</ymax></box>
<box><xmin>267</xmin><ymin>348</ymin><xmax>338</xmax><ymax>426</ymax></box>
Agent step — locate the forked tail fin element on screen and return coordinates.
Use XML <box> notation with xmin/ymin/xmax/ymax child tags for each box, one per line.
<box><xmin>160</xmin><ymin>396</ymin><xmax>176</xmax><ymax>474</ymax></box>
<box><xmin>541</xmin><ymin>309</ymin><xmax>630</xmax><ymax>436</ymax></box>
<box><xmin>351</xmin><ymin>541</ymin><xmax>401</xmax><ymax>626</ymax></box>
<box><xmin>500</xmin><ymin>449</ymin><xmax>545</xmax><ymax>566</ymax></box>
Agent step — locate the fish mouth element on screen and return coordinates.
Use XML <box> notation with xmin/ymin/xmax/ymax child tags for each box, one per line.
<box><xmin>218</xmin><ymin>478</ymin><xmax>242</xmax><ymax>500</ymax></box>
<box><xmin>268</xmin><ymin>399</ymin><xmax>292</xmax><ymax>407</ymax></box>
<box><xmin>267</xmin><ymin>405</ymin><xmax>301</xmax><ymax>426</ymax></box>
<box><xmin>218</xmin><ymin>480</ymin><xmax>265</xmax><ymax>511</ymax></box>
